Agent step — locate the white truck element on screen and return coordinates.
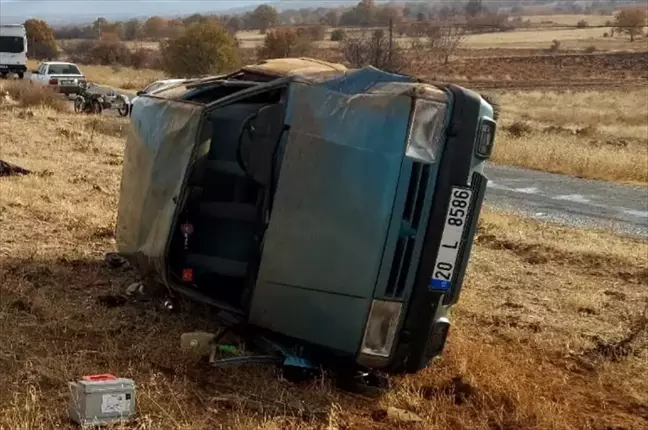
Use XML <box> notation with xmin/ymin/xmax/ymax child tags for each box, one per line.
<box><xmin>0</xmin><ymin>24</ymin><xmax>27</xmax><ymax>79</ymax></box>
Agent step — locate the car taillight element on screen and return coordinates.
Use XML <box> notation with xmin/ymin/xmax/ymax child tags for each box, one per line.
<box><xmin>48</xmin><ymin>78</ymin><xmax>58</xmax><ymax>85</ymax></box>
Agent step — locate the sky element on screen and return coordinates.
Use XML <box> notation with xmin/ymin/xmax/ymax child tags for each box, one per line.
<box><xmin>0</xmin><ymin>0</ymin><xmax>270</xmax><ymax>23</ymax></box>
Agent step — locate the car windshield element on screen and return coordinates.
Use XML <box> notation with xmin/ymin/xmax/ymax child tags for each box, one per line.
<box><xmin>48</xmin><ymin>64</ymin><xmax>81</xmax><ymax>75</ymax></box>
<box><xmin>144</xmin><ymin>82</ymin><xmax>164</xmax><ymax>93</ymax></box>
<box><xmin>0</xmin><ymin>36</ymin><xmax>24</xmax><ymax>53</ymax></box>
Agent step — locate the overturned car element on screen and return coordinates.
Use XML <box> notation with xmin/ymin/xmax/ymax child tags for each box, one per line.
<box><xmin>116</xmin><ymin>58</ymin><xmax>497</xmax><ymax>375</ymax></box>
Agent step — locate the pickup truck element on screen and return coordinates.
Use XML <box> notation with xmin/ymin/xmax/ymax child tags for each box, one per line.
<box><xmin>29</xmin><ymin>61</ymin><xmax>86</xmax><ymax>95</ymax></box>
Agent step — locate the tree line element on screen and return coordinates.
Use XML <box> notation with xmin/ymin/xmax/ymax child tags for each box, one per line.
<box><xmin>49</xmin><ymin>0</ymin><xmax>645</xmax><ymax>41</ymax></box>
<box><xmin>22</xmin><ymin>1</ymin><xmax>647</xmax><ymax>80</ymax></box>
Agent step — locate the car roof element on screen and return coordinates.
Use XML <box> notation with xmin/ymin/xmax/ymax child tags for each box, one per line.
<box><xmin>156</xmin><ymin>79</ymin><xmax>186</xmax><ymax>83</ymax></box>
<box><xmin>241</xmin><ymin>57</ymin><xmax>347</xmax><ymax>78</ymax></box>
<box><xmin>41</xmin><ymin>61</ymin><xmax>79</xmax><ymax>66</ymax></box>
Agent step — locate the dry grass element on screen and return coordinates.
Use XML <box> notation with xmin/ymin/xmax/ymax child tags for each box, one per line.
<box><xmin>0</xmin><ymin>80</ymin><xmax>68</xmax><ymax>112</ymax></box>
<box><xmin>1</xmin><ymin>103</ymin><xmax>647</xmax><ymax>428</ymax></box>
<box><xmin>490</xmin><ymin>90</ymin><xmax>648</xmax><ymax>185</ymax></box>
<box><xmin>71</xmin><ymin>19</ymin><xmax>645</xmax><ymax>53</ymax></box>
<box><xmin>26</xmin><ymin>59</ymin><xmax>164</xmax><ymax>94</ymax></box>
<box><xmin>235</xmin><ymin>29</ymin><xmax>646</xmax><ymax>52</ymax></box>
<box><xmin>463</xmin><ymin>27</ymin><xmax>647</xmax><ymax>51</ymax></box>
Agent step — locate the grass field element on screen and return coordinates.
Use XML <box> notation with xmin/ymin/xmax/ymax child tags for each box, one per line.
<box><xmin>65</xmin><ymin>19</ymin><xmax>646</xmax><ymax>53</ymax></box>
<box><xmin>1</xmin><ymin>94</ymin><xmax>647</xmax><ymax>428</ymax></box>
<box><xmin>522</xmin><ymin>13</ymin><xmax>616</xmax><ymax>26</ymax></box>
<box><xmin>463</xmin><ymin>26</ymin><xmax>646</xmax><ymax>51</ymax></box>
<box><xmin>489</xmin><ymin>89</ymin><xmax>648</xmax><ymax>185</ymax></box>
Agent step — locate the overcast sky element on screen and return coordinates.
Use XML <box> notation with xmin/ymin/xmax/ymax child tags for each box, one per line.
<box><xmin>0</xmin><ymin>0</ymin><xmax>269</xmax><ymax>22</ymax></box>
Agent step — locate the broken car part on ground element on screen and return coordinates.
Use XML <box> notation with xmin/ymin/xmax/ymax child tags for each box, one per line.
<box><xmin>115</xmin><ymin>57</ymin><xmax>498</xmax><ymax>382</ymax></box>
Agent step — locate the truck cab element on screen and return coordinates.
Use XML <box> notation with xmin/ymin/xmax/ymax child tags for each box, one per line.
<box><xmin>116</xmin><ymin>58</ymin><xmax>497</xmax><ymax>375</ymax></box>
<box><xmin>0</xmin><ymin>24</ymin><xmax>27</xmax><ymax>79</ymax></box>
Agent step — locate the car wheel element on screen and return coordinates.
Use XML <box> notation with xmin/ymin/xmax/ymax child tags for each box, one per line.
<box><xmin>17</xmin><ymin>72</ymin><xmax>24</xmax><ymax>80</ymax></box>
<box><xmin>91</xmin><ymin>100</ymin><xmax>102</xmax><ymax>115</ymax></box>
<box><xmin>0</xmin><ymin>72</ymin><xmax>7</xmax><ymax>80</ymax></box>
<box><xmin>74</xmin><ymin>97</ymin><xmax>85</xmax><ymax>114</ymax></box>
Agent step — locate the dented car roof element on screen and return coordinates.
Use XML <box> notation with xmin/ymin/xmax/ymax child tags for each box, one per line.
<box><xmin>240</xmin><ymin>57</ymin><xmax>348</xmax><ymax>78</ymax></box>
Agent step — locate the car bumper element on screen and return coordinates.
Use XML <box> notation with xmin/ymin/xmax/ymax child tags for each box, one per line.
<box><xmin>355</xmin><ymin>86</ymin><xmax>489</xmax><ymax>374</ymax></box>
<box><xmin>0</xmin><ymin>65</ymin><xmax>26</xmax><ymax>74</ymax></box>
<box><xmin>55</xmin><ymin>86</ymin><xmax>82</xmax><ymax>95</ymax></box>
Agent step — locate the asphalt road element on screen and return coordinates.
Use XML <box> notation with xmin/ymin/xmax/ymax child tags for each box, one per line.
<box><xmin>483</xmin><ymin>164</ymin><xmax>648</xmax><ymax>238</ymax></box>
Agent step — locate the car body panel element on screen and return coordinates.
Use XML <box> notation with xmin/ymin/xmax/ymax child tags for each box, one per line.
<box><xmin>115</xmin><ymin>59</ymin><xmax>495</xmax><ymax>373</ymax></box>
<box><xmin>248</xmin><ymin>70</ymin><xmax>415</xmax><ymax>354</ymax></box>
<box><xmin>116</xmin><ymin>95</ymin><xmax>204</xmax><ymax>280</ymax></box>
<box><xmin>30</xmin><ymin>61</ymin><xmax>85</xmax><ymax>93</ymax></box>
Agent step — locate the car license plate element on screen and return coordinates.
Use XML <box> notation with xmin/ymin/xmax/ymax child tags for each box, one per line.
<box><xmin>430</xmin><ymin>187</ymin><xmax>473</xmax><ymax>291</ymax></box>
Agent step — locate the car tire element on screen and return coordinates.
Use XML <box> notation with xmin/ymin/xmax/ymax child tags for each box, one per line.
<box><xmin>91</xmin><ymin>100</ymin><xmax>102</xmax><ymax>115</ymax></box>
<box><xmin>74</xmin><ymin>97</ymin><xmax>85</xmax><ymax>114</ymax></box>
<box><xmin>17</xmin><ymin>72</ymin><xmax>24</xmax><ymax>80</ymax></box>
<box><xmin>0</xmin><ymin>72</ymin><xmax>7</xmax><ymax>80</ymax></box>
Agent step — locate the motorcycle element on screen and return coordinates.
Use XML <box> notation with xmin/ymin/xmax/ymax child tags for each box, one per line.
<box><xmin>104</xmin><ymin>90</ymin><xmax>130</xmax><ymax>117</ymax></box>
<box><xmin>74</xmin><ymin>82</ymin><xmax>130</xmax><ymax>117</ymax></box>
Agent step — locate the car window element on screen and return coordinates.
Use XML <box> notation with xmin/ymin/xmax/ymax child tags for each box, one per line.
<box><xmin>47</xmin><ymin>64</ymin><xmax>82</xmax><ymax>75</ymax></box>
<box><xmin>144</xmin><ymin>82</ymin><xmax>164</xmax><ymax>93</ymax></box>
<box><xmin>0</xmin><ymin>36</ymin><xmax>24</xmax><ymax>53</ymax></box>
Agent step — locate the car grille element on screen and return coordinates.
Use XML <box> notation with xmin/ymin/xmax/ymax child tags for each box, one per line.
<box><xmin>384</xmin><ymin>162</ymin><xmax>430</xmax><ymax>299</ymax></box>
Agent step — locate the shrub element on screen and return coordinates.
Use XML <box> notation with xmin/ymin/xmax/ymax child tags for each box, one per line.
<box><xmin>576</xmin><ymin>19</ymin><xmax>589</xmax><ymax>28</ymax></box>
<box><xmin>257</xmin><ymin>28</ymin><xmax>314</xmax><ymax>60</ymax></box>
<box><xmin>603</xmin><ymin>32</ymin><xmax>609</xmax><ymax>38</ymax></box>
<box><xmin>130</xmin><ymin>47</ymin><xmax>162</xmax><ymax>69</ymax></box>
<box><xmin>89</xmin><ymin>41</ymin><xmax>133</xmax><ymax>66</ymax></box>
<box><xmin>549</xmin><ymin>39</ymin><xmax>561</xmax><ymax>52</ymax></box>
<box><xmin>297</xmin><ymin>25</ymin><xmax>326</xmax><ymax>41</ymax></box>
<box><xmin>65</xmin><ymin>40</ymin><xmax>96</xmax><ymax>64</ymax></box>
<box><xmin>341</xmin><ymin>29</ymin><xmax>409</xmax><ymax>73</ymax></box>
<box><xmin>28</xmin><ymin>41</ymin><xmax>58</xmax><ymax>61</ymax></box>
<box><xmin>506</xmin><ymin>121</ymin><xmax>533</xmax><ymax>138</ymax></box>
<box><xmin>1</xmin><ymin>80</ymin><xmax>67</xmax><ymax>111</ymax></box>
<box><xmin>160</xmin><ymin>21</ymin><xmax>239</xmax><ymax>77</ymax></box>
<box><xmin>330</xmin><ymin>29</ymin><xmax>347</xmax><ymax>42</ymax></box>
<box><xmin>584</xmin><ymin>45</ymin><xmax>597</xmax><ymax>53</ymax></box>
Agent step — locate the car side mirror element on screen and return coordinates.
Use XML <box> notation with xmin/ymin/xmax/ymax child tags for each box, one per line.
<box><xmin>136</xmin><ymin>90</ymin><xmax>145</xmax><ymax>96</ymax></box>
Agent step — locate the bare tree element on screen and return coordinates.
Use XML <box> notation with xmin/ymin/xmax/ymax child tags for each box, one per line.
<box><xmin>341</xmin><ymin>29</ymin><xmax>408</xmax><ymax>73</ymax></box>
<box><xmin>614</xmin><ymin>7</ymin><xmax>647</xmax><ymax>42</ymax></box>
<box><xmin>427</xmin><ymin>20</ymin><xmax>466</xmax><ymax>65</ymax></box>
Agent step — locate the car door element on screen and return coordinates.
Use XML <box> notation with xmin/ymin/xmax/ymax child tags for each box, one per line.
<box><xmin>36</xmin><ymin>64</ymin><xmax>47</xmax><ymax>84</ymax></box>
